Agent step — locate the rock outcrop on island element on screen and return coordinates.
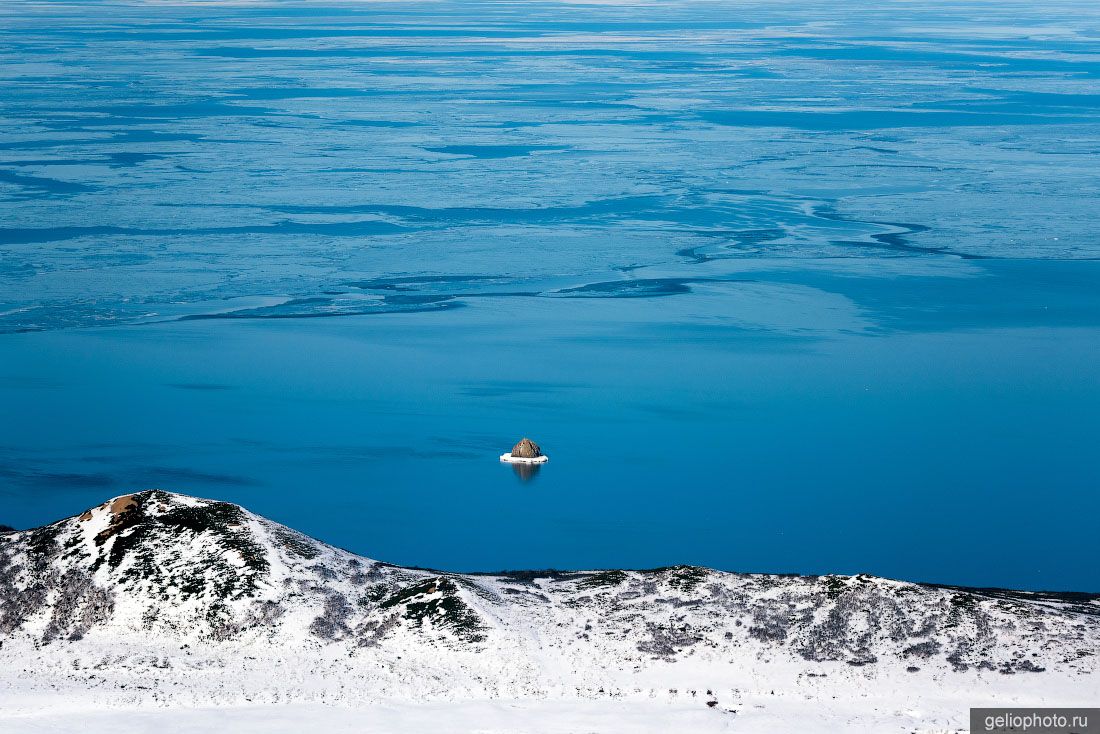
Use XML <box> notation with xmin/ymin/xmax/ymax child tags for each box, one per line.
<box><xmin>510</xmin><ymin>437</ymin><xmax>542</xmax><ymax>458</ymax></box>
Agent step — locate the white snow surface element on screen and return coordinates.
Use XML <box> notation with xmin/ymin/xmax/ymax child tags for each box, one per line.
<box><xmin>0</xmin><ymin>490</ymin><xmax>1096</xmax><ymax>733</ymax></box>
<box><xmin>500</xmin><ymin>453</ymin><xmax>549</xmax><ymax>464</ymax></box>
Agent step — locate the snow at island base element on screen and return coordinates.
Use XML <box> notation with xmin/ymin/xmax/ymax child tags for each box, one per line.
<box><xmin>500</xmin><ymin>453</ymin><xmax>549</xmax><ymax>464</ymax></box>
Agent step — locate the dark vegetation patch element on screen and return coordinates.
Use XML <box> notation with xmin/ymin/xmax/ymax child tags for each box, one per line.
<box><xmin>646</xmin><ymin>565</ymin><xmax>710</xmax><ymax>593</ymax></box>
<box><xmin>945</xmin><ymin>593</ymin><xmax>978</xmax><ymax>629</ymax></box>
<box><xmin>205</xmin><ymin>601</ymin><xmax>237</xmax><ymax>641</ymax></box>
<box><xmin>360</xmin><ymin>584</ymin><xmax>391</xmax><ymax>605</ymax></box>
<box><xmin>42</xmin><ymin>570</ymin><xmax>114</xmax><ymax>643</ymax></box>
<box><xmin>951</xmin><ymin>593</ymin><xmax>977</xmax><ymax>609</ymax></box>
<box><xmin>501</xmin><ymin>587</ymin><xmax>552</xmax><ymax>603</ymax></box>
<box><xmin>0</xmin><ymin>536</ymin><xmax>48</xmax><ymax>634</ymax></box>
<box><xmin>1015</xmin><ymin>659</ymin><xmax>1046</xmax><ymax>673</ymax></box>
<box><xmin>380</xmin><ymin>578</ymin><xmax>442</xmax><ymax>610</ymax></box>
<box><xmin>902</xmin><ymin>640</ymin><xmax>941</xmax><ymax>658</ymax></box>
<box><xmin>246</xmin><ymin>599</ymin><xmax>285</xmax><ymax>630</ymax></box>
<box><xmin>637</xmin><ymin>620</ymin><xmax>703</xmax><ymax>658</ymax></box>
<box><xmin>272</xmin><ymin>527</ymin><xmax>321</xmax><ymax>560</ymax></box>
<box><xmin>796</xmin><ymin>586</ymin><xmax>921</xmax><ymax>664</ymax></box>
<box><xmin>25</xmin><ymin>524</ymin><xmax>62</xmax><ymax>563</ymax></box>
<box><xmin>310</xmin><ymin>592</ymin><xmax>352</xmax><ymax>640</ymax></box>
<box><xmin>577</xmin><ymin>570</ymin><xmax>628</xmax><ymax>590</ymax></box>
<box><xmin>382</xmin><ymin>577</ymin><xmax>485</xmax><ymax>643</ymax></box>
<box><xmin>0</xmin><ymin>524</ymin><xmax>110</xmax><ymax>642</ymax></box>
<box><xmin>822</xmin><ymin>576</ymin><xmax>848</xmax><ymax>599</ymax></box>
<box><xmin>846</xmin><ymin>655</ymin><xmax>878</xmax><ymax>666</ymax></box>
<box><xmin>477</xmin><ymin>569</ymin><xmax>587</xmax><ymax>585</ymax></box>
<box><xmin>749</xmin><ymin>608</ymin><xmax>790</xmax><ymax>643</ymax></box>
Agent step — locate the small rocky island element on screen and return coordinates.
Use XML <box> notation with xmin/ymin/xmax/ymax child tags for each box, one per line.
<box><xmin>500</xmin><ymin>437</ymin><xmax>548</xmax><ymax>464</ymax></box>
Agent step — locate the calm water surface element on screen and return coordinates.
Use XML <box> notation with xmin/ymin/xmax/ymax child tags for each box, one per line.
<box><xmin>1</xmin><ymin>0</ymin><xmax>1098</xmax><ymax>590</ymax></box>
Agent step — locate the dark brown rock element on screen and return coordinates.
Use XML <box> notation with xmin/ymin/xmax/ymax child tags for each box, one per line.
<box><xmin>511</xmin><ymin>437</ymin><xmax>542</xmax><ymax>458</ymax></box>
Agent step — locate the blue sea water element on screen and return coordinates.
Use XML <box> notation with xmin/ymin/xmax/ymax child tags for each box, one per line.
<box><xmin>1</xmin><ymin>0</ymin><xmax>1099</xmax><ymax>590</ymax></box>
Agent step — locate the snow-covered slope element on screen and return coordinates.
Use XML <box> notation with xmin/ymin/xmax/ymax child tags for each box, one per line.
<box><xmin>1</xmin><ymin>490</ymin><xmax>1096</xmax><ymax>730</ymax></box>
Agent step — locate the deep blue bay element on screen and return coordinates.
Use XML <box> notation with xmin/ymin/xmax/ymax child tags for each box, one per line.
<box><xmin>1</xmin><ymin>0</ymin><xmax>1098</xmax><ymax>591</ymax></box>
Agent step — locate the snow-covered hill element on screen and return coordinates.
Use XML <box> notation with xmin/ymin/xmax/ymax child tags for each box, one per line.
<box><xmin>1</xmin><ymin>490</ymin><xmax>1096</xmax><ymax>731</ymax></box>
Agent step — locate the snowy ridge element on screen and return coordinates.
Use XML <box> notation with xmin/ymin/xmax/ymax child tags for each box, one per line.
<box><xmin>1</xmin><ymin>490</ymin><xmax>1097</xmax><ymax>722</ymax></box>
